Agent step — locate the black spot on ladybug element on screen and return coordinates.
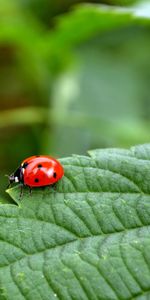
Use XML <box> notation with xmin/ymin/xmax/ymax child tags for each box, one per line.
<box><xmin>22</xmin><ymin>162</ymin><xmax>28</xmax><ymax>169</ymax></box>
<box><xmin>38</xmin><ymin>164</ymin><xmax>42</xmax><ymax>168</ymax></box>
<box><xmin>53</xmin><ymin>172</ymin><xmax>57</xmax><ymax>178</ymax></box>
<box><xmin>34</xmin><ymin>178</ymin><xmax>39</xmax><ymax>183</ymax></box>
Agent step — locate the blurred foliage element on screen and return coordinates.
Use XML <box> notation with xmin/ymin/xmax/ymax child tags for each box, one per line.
<box><xmin>19</xmin><ymin>0</ymin><xmax>140</xmax><ymax>27</ymax></box>
<box><xmin>0</xmin><ymin>0</ymin><xmax>150</xmax><ymax>202</ymax></box>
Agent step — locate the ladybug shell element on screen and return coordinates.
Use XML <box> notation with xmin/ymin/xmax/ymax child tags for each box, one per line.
<box><xmin>21</xmin><ymin>155</ymin><xmax>64</xmax><ymax>187</ymax></box>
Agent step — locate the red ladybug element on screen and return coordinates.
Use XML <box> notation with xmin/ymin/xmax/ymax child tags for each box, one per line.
<box><xmin>8</xmin><ymin>155</ymin><xmax>64</xmax><ymax>188</ymax></box>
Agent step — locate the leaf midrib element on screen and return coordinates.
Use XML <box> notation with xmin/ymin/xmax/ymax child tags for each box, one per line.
<box><xmin>44</xmin><ymin>191</ymin><xmax>145</xmax><ymax>195</ymax></box>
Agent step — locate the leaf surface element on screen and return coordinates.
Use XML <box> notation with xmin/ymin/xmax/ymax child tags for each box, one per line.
<box><xmin>1</xmin><ymin>144</ymin><xmax>150</xmax><ymax>299</ymax></box>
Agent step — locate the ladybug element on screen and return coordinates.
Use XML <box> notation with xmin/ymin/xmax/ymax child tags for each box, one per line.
<box><xmin>8</xmin><ymin>155</ymin><xmax>64</xmax><ymax>188</ymax></box>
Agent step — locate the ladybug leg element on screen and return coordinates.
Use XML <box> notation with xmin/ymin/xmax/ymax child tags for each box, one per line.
<box><xmin>51</xmin><ymin>183</ymin><xmax>57</xmax><ymax>190</ymax></box>
<box><xmin>29</xmin><ymin>187</ymin><xmax>32</xmax><ymax>196</ymax></box>
<box><xmin>44</xmin><ymin>185</ymin><xmax>50</xmax><ymax>192</ymax></box>
<box><xmin>6</xmin><ymin>183</ymin><xmax>11</xmax><ymax>189</ymax></box>
<box><xmin>46</xmin><ymin>184</ymin><xmax>56</xmax><ymax>191</ymax></box>
<box><xmin>19</xmin><ymin>184</ymin><xmax>23</xmax><ymax>200</ymax></box>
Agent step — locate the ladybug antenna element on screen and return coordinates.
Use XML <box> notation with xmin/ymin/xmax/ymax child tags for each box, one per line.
<box><xmin>5</xmin><ymin>174</ymin><xmax>12</xmax><ymax>189</ymax></box>
<box><xmin>5</xmin><ymin>173</ymin><xmax>16</xmax><ymax>184</ymax></box>
<box><xmin>5</xmin><ymin>174</ymin><xmax>10</xmax><ymax>182</ymax></box>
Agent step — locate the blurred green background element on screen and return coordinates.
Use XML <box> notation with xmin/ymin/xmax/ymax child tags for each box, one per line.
<box><xmin>0</xmin><ymin>0</ymin><xmax>150</xmax><ymax>202</ymax></box>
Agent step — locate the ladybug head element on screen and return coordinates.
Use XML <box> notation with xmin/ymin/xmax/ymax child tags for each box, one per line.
<box><xmin>8</xmin><ymin>167</ymin><xmax>23</xmax><ymax>185</ymax></box>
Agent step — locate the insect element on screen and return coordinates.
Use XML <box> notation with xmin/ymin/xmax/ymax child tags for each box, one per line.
<box><xmin>8</xmin><ymin>155</ymin><xmax>64</xmax><ymax>190</ymax></box>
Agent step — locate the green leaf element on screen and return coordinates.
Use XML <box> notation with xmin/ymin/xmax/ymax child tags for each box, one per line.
<box><xmin>1</xmin><ymin>144</ymin><xmax>150</xmax><ymax>299</ymax></box>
